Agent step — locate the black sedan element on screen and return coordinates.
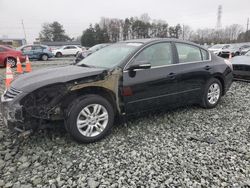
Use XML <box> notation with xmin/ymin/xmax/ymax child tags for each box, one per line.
<box><xmin>232</xmin><ymin>50</ymin><xmax>250</xmax><ymax>81</ymax></box>
<box><xmin>1</xmin><ymin>38</ymin><xmax>233</xmax><ymax>143</ymax></box>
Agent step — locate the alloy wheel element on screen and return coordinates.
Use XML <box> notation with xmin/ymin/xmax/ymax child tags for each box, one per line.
<box><xmin>207</xmin><ymin>83</ymin><xmax>220</xmax><ymax>105</ymax></box>
<box><xmin>7</xmin><ymin>58</ymin><xmax>16</xmax><ymax>68</ymax></box>
<box><xmin>76</xmin><ymin>104</ymin><xmax>109</xmax><ymax>137</ymax></box>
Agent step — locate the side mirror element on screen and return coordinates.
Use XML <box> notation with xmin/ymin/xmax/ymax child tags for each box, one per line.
<box><xmin>128</xmin><ymin>61</ymin><xmax>151</xmax><ymax>71</ymax></box>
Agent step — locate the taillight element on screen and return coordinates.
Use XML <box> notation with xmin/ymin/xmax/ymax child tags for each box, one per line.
<box><xmin>224</xmin><ymin>59</ymin><xmax>233</xmax><ymax>70</ymax></box>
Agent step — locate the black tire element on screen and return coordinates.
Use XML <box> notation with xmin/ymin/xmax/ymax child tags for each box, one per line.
<box><xmin>201</xmin><ymin>78</ymin><xmax>222</xmax><ymax>109</ymax></box>
<box><xmin>56</xmin><ymin>52</ymin><xmax>62</xmax><ymax>58</ymax></box>
<box><xmin>6</xmin><ymin>57</ymin><xmax>17</xmax><ymax>68</ymax></box>
<box><xmin>65</xmin><ymin>94</ymin><xmax>114</xmax><ymax>143</ymax></box>
<box><xmin>41</xmin><ymin>54</ymin><xmax>48</xmax><ymax>61</ymax></box>
<box><xmin>234</xmin><ymin>52</ymin><xmax>240</xmax><ymax>56</ymax></box>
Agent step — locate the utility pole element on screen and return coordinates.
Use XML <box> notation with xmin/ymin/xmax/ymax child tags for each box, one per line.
<box><xmin>21</xmin><ymin>19</ymin><xmax>27</xmax><ymax>43</ymax></box>
<box><xmin>216</xmin><ymin>5</ymin><xmax>222</xmax><ymax>29</ymax></box>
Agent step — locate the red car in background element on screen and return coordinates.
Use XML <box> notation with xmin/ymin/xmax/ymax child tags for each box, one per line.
<box><xmin>0</xmin><ymin>45</ymin><xmax>26</xmax><ymax>67</ymax></box>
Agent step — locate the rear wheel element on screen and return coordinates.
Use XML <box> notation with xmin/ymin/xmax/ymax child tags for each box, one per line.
<box><xmin>56</xmin><ymin>52</ymin><xmax>62</xmax><ymax>57</ymax></box>
<box><xmin>201</xmin><ymin>78</ymin><xmax>222</xmax><ymax>108</ymax></box>
<box><xmin>41</xmin><ymin>54</ymin><xmax>48</xmax><ymax>61</ymax></box>
<box><xmin>66</xmin><ymin>94</ymin><xmax>114</xmax><ymax>143</ymax></box>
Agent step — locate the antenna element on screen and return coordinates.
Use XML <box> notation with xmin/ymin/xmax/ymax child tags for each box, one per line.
<box><xmin>21</xmin><ymin>19</ymin><xmax>27</xmax><ymax>42</ymax></box>
<box><xmin>216</xmin><ymin>5</ymin><xmax>222</xmax><ymax>29</ymax></box>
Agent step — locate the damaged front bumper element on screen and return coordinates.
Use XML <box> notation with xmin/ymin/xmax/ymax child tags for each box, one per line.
<box><xmin>0</xmin><ymin>90</ymin><xmax>25</xmax><ymax>131</ymax></box>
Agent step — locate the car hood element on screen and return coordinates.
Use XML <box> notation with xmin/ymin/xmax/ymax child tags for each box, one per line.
<box><xmin>11</xmin><ymin>65</ymin><xmax>106</xmax><ymax>92</ymax></box>
<box><xmin>232</xmin><ymin>56</ymin><xmax>250</xmax><ymax>65</ymax></box>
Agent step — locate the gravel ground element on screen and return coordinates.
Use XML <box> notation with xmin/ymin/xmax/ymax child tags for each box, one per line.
<box><xmin>0</xmin><ymin>59</ymin><xmax>250</xmax><ymax>187</ymax></box>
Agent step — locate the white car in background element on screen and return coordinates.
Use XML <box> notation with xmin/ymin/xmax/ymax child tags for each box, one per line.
<box><xmin>208</xmin><ymin>44</ymin><xmax>231</xmax><ymax>55</ymax></box>
<box><xmin>52</xmin><ymin>45</ymin><xmax>82</xmax><ymax>57</ymax></box>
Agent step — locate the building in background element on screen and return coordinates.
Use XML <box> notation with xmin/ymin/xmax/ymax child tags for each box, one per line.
<box><xmin>0</xmin><ymin>38</ymin><xmax>27</xmax><ymax>47</ymax></box>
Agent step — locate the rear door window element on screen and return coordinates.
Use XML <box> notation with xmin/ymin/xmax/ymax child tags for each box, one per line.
<box><xmin>176</xmin><ymin>43</ymin><xmax>202</xmax><ymax>63</ymax></box>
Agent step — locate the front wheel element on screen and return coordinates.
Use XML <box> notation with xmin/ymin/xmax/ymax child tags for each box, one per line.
<box><xmin>6</xmin><ymin>58</ymin><xmax>17</xmax><ymax>68</ymax></box>
<box><xmin>66</xmin><ymin>95</ymin><xmax>114</xmax><ymax>143</ymax></box>
<box><xmin>201</xmin><ymin>78</ymin><xmax>222</xmax><ymax>109</ymax></box>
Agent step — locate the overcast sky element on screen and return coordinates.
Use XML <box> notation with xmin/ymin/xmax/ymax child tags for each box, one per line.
<box><xmin>0</xmin><ymin>0</ymin><xmax>249</xmax><ymax>43</ymax></box>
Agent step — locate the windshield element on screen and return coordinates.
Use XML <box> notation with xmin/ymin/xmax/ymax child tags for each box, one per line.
<box><xmin>77</xmin><ymin>43</ymin><xmax>142</xmax><ymax>68</ymax></box>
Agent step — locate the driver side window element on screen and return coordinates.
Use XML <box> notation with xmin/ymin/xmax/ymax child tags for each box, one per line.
<box><xmin>133</xmin><ymin>42</ymin><xmax>173</xmax><ymax>67</ymax></box>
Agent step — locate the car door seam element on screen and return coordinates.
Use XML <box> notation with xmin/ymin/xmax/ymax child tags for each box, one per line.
<box><xmin>127</xmin><ymin>88</ymin><xmax>201</xmax><ymax>104</ymax></box>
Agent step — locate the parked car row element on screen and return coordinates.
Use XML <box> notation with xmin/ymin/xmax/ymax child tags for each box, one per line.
<box><xmin>207</xmin><ymin>43</ymin><xmax>250</xmax><ymax>82</ymax></box>
<box><xmin>0</xmin><ymin>43</ymin><xmax>111</xmax><ymax>67</ymax></box>
<box><xmin>208</xmin><ymin>43</ymin><xmax>250</xmax><ymax>58</ymax></box>
<box><xmin>17</xmin><ymin>45</ymin><xmax>54</xmax><ymax>61</ymax></box>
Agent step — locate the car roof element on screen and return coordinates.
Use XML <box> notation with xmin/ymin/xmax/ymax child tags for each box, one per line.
<box><xmin>120</xmin><ymin>38</ymin><xmax>206</xmax><ymax>50</ymax></box>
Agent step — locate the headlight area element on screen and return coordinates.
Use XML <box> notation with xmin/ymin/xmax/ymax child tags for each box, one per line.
<box><xmin>20</xmin><ymin>84</ymin><xmax>68</xmax><ymax>121</ymax></box>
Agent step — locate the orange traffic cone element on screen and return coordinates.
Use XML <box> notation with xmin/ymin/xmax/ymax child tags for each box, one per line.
<box><xmin>16</xmin><ymin>56</ymin><xmax>23</xmax><ymax>74</ymax></box>
<box><xmin>25</xmin><ymin>56</ymin><xmax>32</xmax><ymax>72</ymax></box>
<box><xmin>5</xmin><ymin>61</ymin><xmax>14</xmax><ymax>88</ymax></box>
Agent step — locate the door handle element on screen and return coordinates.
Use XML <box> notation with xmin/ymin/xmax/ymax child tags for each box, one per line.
<box><xmin>204</xmin><ymin>65</ymin><xmax>212</xmax><ymax>70</ymax></box>
<box><xmin>167</xmin><ymin>72</ymin><xmax>177</xmax><ymax>80</ymax></box>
